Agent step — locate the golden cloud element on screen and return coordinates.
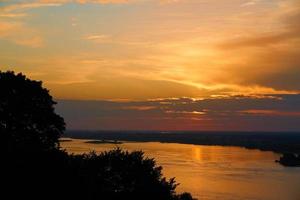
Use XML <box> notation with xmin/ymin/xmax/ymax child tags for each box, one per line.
<box><xmin>0</xmin><ymin>21</ymin><xmax>43</xmax><ymax>47</ymax></box>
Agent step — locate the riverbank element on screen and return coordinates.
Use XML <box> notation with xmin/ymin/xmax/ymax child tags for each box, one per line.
<box><xmin>65</xmin><ymin>131</ymin><xmax>300</xmax><ymax>167</ymax></box>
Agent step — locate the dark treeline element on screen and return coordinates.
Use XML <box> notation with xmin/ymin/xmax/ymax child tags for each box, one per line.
<box><xmin>66</xmin><ymin>131</ymin><xmax>300</xmax><ymax>167</ymax></box>
<box><xmin>66</xmin><ymin>131</ymin><xmax>300</xmax><ymax>155</ymax></box>
<box><xmin>0</xmin><ymin>71</ymin><xmax>195</xmax><ymax>200</ymax></box>
<box><xmin>3</xmin><ymin>149</ymin><xmax>195</xmax><ymax>199</ymax></box>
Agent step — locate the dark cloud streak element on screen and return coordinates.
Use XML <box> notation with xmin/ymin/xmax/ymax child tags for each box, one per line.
<box><xmin>56</xmin><ymin>94</ymin><xmax>300</xmax><ymax>131</ymax></box>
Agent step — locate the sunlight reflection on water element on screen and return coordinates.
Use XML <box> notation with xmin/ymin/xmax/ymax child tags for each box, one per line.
<box><xmin>61</xmin><ymin>139</ymin><xmax>300</xmax><ymax>200</ymax></box>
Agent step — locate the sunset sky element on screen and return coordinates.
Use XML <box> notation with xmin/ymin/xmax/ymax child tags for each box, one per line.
<box><xmin>1</xmin><ymin>0</ymin><xmax>300</xmax><ymax>131</ymax></box>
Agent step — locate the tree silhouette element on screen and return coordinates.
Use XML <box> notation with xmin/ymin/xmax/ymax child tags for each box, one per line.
<box><xmin>0</xmin><ymin>71</ymin><xmax>65</xmax><ymax>152</ymax></box>
<box><xmin>0</xmin><ymin>71</ymin><xmax>195</xmax><ymax>200</ymax></box>
<box><xmin>68</xmin><ymin>148</ymin><xmax>180</xmax><ymax>200</ymax></box>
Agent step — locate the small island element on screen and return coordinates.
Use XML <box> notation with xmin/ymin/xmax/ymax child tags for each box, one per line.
<box><xmin>276</xmin><ymin>153</ymin><xmax>300</xmax><ymax>167</ymax></box>
<box><xmin>59</xmin><ymin>138</ymin><xmax>73</xmax><ymax>142</ymax></box>
<box><xmin>85</xmin><ymin>140</ymin><xmax>123</xmax><ymax>144</ymax></box>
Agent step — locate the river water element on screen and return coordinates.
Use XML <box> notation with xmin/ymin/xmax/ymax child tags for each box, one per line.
<box><xmin>61</xmin><ymin>139</ymin><xmax>300</xmax><ymax>200</ymax></box>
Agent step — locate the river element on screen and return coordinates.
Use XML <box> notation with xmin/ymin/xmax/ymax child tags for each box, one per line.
<box><xmin>61</xmin><ymin>139</ymin><xmax>300</xmax><ymax>200</ymax></box>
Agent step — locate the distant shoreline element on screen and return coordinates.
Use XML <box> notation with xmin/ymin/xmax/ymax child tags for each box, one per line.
<box><xmin>64</xmin><ymin>131</ymin><xmax>300</xmax><ymax>167</ymax></box>
<box><xmin>64</xmin><ymin>131</ymin><xmax>300</xmax><ymax>154</ymax></box>
<box><xmin>85</xmin><ymin>140</ymin><xmax>123</xmax><ymax>144</ymax></box>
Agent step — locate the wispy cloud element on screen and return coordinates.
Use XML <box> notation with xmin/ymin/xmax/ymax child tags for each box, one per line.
<box><xmin>56</xmin><ymin>94</ymin><xmax>300</xmax><ymax>131</ymax></box>
<box><xmin>1</xmin><ymin>0</ymin><xmax>300</xmax><ymax>101</ymax></box>
<box><xmin>122</xmin><ymin>106</ymin><xmax>157</xmax><ymax>111</ymax></box>
<box><xmin>240</xmin><ymin>109</ymin><xmax>300</xmax><ymax>116</ymax></box>
<box><xmin>0</xmin><ymin>0</ymin><xmax>130</xmax><ymax>20</ymax></box>
<box><xmin>0</xmin><ymin>13</ymin><xmax>28</xmax><ymax>18</ymax></box>
<box><xmin>84</xmin><ymin>34</ymin><xmax>111</xmax><ymax>43</ymax></box>
<box><xmin>1</xmin><ymin>0</ymin><xmax>130</xmax><ymax>12</ymax></box>
<box><xmin>241</xmin><ymin>0</ymin><xmax>260</xmax><ymax>7</ymax></box>
<box><xmin>218</xmin><ymin>31</ymin><xmax>299</xmax><ymax>49</ymax></box>
<box><xmin>1</xmin><ymin>2</ymin><xmax>62</xmax><ymax>12</ymax></box>
<box><xmin>0</xmin><ymin>21</ymin><xmax>43</xmax><ymax>47</ymax></box>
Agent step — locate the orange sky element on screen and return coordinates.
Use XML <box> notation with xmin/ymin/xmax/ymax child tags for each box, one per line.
<box><xmin>1</xmin><ymin>0</ymin><xmax>300</xmax><ymax>100</ymax></box>
<box><xmin>1</xmin><ymin>0</ymin><xmax>300</xmax><ymax>130</ymax></box>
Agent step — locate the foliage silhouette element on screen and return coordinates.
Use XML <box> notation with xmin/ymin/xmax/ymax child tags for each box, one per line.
<box><xmin>0</xmin><ymin>71</ymin><xmax>65</xmax><ymax>152</ymax></box>
<box><xmin>1</xmin><ymin>71</ymin><xmax>195</xmax><ymax>200</ymax></box>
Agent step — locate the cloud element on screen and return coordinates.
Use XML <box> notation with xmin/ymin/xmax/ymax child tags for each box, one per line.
<box><xmin>0</xmin><ymin>22</ymin><xmax>18</xmax><ymax>36</ymax></box>
<box><xmin>219</xmin><ymin>1</ymin><xmax>300</xmax><ymax>50</ymax></box>
<box><xmin>165</xmin><ymin>110</ymin><xmax>206</xmax><ymax>115</ymax></box>
<box><xmin>83</xmin><ymin>34</ymin><xmax>111</xmax><ymax>43</ymax></box>
<box><xmin>0</xmin><ymin>13</ymin><xmax>28</xmax><ymax>18</ymax></box>
<box><xmin>0</xmin><ymin>0</ymin><xmax>130</xmax><ymax>21</ymax></box>
<box><xmin>122</xmin><ymin>106</ymin><xmax>157</xmax><ymax>111</ymax></box>
<box><xmin>218</xmin><ymin>31</ymin><xmax>299</xmax><ymax>50</ymax></box>
<box><xmin>212</xmin><ymin>0</ymin><xmax>300</xmax><ymax>92</ymax></box>
<box><xmin>1</xmin><ymin>0</ymin><xmax>130</xmax><ymax>12</ymax></box>
<box><xmin>46</xmin><ymin>77</ymin><xmax>203</xmax><ymax>100</ymax></box>
<box><xmin>0</xmin><ymin>0</ymin><xmax>176</xmax><ymax>14</ymax></box>
<box><xmin>0</xmin><ymin>2</ymin><xmax>62</xmax><ymax>13</ymax></box>
<box><xmin>1</xmin><ymin>0</ymin><xmax>299</xmax><ymax>99</ymax></box>
<box><xmin>241</xmin><ymin>0</ymin><xmax>260</xmax><ymax>7</ymax></box>
<box><xmin>0</xmin><ymin>21</ymin><xmax>43</xmax><ymax>47</ymax></box>
<box><xmin>239</xmin><ymin>109</ymin><xmax>300</xmax><ymax>116</ymax></box>
<box><xmin>56</xmin><ymin>94</ymin><xmax>300</xmax><ymax>131</ymax></box>
<box><xmin>73</xmin><ymin>0</ymin><xmax>129</xmax><ymax>3</ymax></box>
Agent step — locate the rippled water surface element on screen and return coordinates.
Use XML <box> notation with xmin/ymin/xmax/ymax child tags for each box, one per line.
<box><xmin>61</xmin><ymin>139</ymin><xmax>300</xmax><ymax>200</ymax></box>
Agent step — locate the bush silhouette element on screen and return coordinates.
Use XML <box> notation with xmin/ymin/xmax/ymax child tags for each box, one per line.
<box><xmin>0</xmin><ymin>71</ymin><xmax>65</xmax><ymax>152</ymax></box>
<box><xmin>1</xmin><ymin>71</ymin><xmax>195</xmax><ymax>200</ymax></box>
<box><xmin>67</xmin><ymin>149</ymin><xmax>182</xmax><ymax>200</ymax></box>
